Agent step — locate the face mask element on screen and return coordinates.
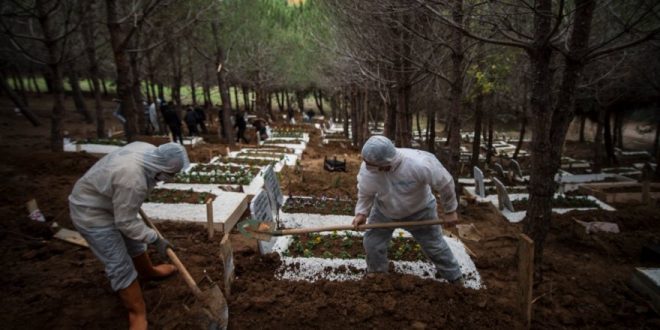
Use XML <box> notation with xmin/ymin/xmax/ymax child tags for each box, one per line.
<box><xmin>156</xmin><ymin>172</ymin><xmax>174</xmax><ymax>182</ymax></box>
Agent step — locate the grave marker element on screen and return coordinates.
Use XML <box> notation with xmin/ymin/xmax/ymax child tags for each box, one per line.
<box><xmin>493</xmin><ymin>163</ymin><xmax>505</xmax><ymax>179</ymax></box>
<box><xmin>263</xmin><ymin>165</ymin><xmax>284</xmax><ymax>217</ymax></box>
<box><xmin>510</xmin><ymin>159</ymin><xmax>523</xmax><ymax>179</ymax></box>
<box><xmin>250</xmin><ymin>189</ymin><xmax>276</xmax><ymax>254</ymax></box>
<box><xmin>493</xmin><ymin>177</ymin><xmax>515</xmax><ymax>212</ymax></box>
<box><xmin>473</xmin><ymin>166</ymin><xmax>485</xmax><ymax>198</ymax></box>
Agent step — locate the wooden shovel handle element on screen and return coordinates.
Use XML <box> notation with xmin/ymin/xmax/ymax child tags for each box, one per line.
<box><xmin>275</xmin><ymin>219</ymin><xmax>444</xmax><ymax>236</ymax></box>
<box><xmin>139</xmin><ymin>209</ymin><xmax>203</xmax><ymax>298</ymax></box>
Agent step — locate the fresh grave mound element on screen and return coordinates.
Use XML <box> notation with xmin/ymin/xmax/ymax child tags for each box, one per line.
<box><xmin>145</xmin><ymin>188</ymin><xmax>216</xmax><ymax>204</ymax></box>
<box><xmin>74</xmin><ymin>138</ymin><xmax>127</xmax><ymax>146</ymax></box>
<box><xmin>189</xmin><ymin>163</ymin><xmax>262</xmax><ymax>175</ymax></box>
<box><xmin>284</xmin><ymin>232</ymin><xmax>425</xmax><ymax>261</ymax></box>
<box><xmin>234</xmin><ymin>151</ymin><xmax>286</xmax><ymax>159</ymax></box>
<box><xmin>230</xmin><ymin>253</ymin><xmax>519</xmax><ymax>329</ymax></box>
<box><xmin>282</xmin><ymin>196</ymin><xmax>356</xmax><ymax>215</ymax></box>
<box><xmin>602</xmin><ymin>185</ymin><xmax>660</xmax><ymax>193</ymax></box>
<box><xmin>485</xmin><ymin>186</ymin><xmax>528</xmax><ymax>195</ymax></box>
<box><xmin>173</xmin><ymin>166</ymin><xmax>256</xmax><ymax>185</ymax></box>
<box><xmin>216</xmin><ymin>156</ymin><xmax>277</xmax><ymax>167</ymax></box>
<box><xmin>264</xmin><ymin>139</ymin><xmax>306</xmax><ymax>144</ymax></box>
<box><xmin>511</xmin><ymin>195</ymin><xmax>600</xmax><ymax>210</ymax></box>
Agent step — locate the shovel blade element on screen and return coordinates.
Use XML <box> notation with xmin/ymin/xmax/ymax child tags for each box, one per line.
<box><xmin>200</xmin><ymin>285</ymin><xmax>229</xmax><ymax>330</ymax></box>
<box><xmin>237</xmin><ymin>218</ymin><xmax>276</xmax><ymax>241</ymax></box>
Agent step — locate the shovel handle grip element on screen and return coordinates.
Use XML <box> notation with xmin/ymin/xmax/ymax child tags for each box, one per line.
<box><xmin>139</xmin><ymin>209</ymin><xmax>203</xmax><ymax>298</ymax></box>
<box><xmin>276</xmin><ymin>219</ymin><xmax>444</xmax><ymax>236</ymax></box>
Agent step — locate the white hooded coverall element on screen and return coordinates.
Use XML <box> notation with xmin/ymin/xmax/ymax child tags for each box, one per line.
<box><xmin>68</xmin><ymin>142</ymin><xmax>189</xmax><ymax>291</ymax></box>
<box><xmin>356</xmin><ymin>136</ymin><xmax>462</xmax><ymax>281</ymax></box>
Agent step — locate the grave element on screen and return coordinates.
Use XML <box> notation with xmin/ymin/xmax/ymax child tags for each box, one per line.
<box><xmin>142</xmin><ymin>184</ymin><xmax>248</xmax><ymax>233</ymax></box>
<box><xmin>63</xmin><ymin>138</ymin><xmax>123</xmax><ymax>155</ymax></box>
<box><xmin>492</xmin><ymin>177</ymin><xmax>514</xmax><ymax>212</ymax></box>
<box><xmin>578</xmin><ymin>181</ymin><xmax>660</xmax><ymax>203</ymax></box>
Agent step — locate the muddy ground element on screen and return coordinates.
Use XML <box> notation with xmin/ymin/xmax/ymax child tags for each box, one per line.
<box><xmin>1</xmin><ymin>96</ymin><xmax>660</xmax><ymax>329</ymax></box>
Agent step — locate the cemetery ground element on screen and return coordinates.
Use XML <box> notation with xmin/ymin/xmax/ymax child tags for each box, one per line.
<box><xmin>1</xmin><ymin>99</ymin><xmax>660</xmax><ymax>328</ymax></box>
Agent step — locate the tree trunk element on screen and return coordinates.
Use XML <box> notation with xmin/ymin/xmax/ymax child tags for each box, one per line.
<box><xmin>471</xmin><ymin>93</ymin><xmax>483</xmax><ymax>169</ymax></box>
<box><xmin>296</xmin><ymin>91</ymin><xmax>305</xmax><ymax>113</ymax></box>
<box><xmin>68</xmin><ymin>64</ymin><xmax>93</xmax><ymax>124</ymax></box>
<box><xmin>513</xmin><ymin>106</ymin><xmax>527</xmax><ymax>159</ymax></box>
<box><xmin>81</xmin><ymin>0</ymin><xmax>105</xmax><ymax>138</ymax></box>
<box><xmin>285</xmin><ymin>90</ymin><xmax>292</xmax><ymax>110</ymax></box>
<box><xmin>14</xmin><ymin>70</ymin><xmax>28</xmax><ymax>105</ymax></box>
<box><xmin>350</xmin><ymin>87</ymin><xmax>358</xmax><ymax>146</ymax></box>
<box><xmin>446</xmin><ymin>0</ymin><xmax>464</xmax><ymax>179</ymax></box>
<box><xmin>593</xmin><ymin>106</ymin><xmax>606</xmax><ymax>172</ymax></box>
<box><xmin>188</xmin><ymin>46</ymin><xmax>197</xmax><ymax>106</ymax></box>
<box><xmin>654</xmin><ymin>120</ymin><xmax>659</xmax><ymax>156</ymax></box>
<box><xmin>276</xmin><ymin>90</ymin><xmax>284</xmax><ymax>112</ymax></box>
<box><xmin>416</xmin><ymin>109</ymin><xmax>422</xmax><ymax>140</ymax></box>
<box><xmin>524</xmin><ymin>0</ymin><xmax>596</xmax><ymax>267</ymax></box>
<box><xmin>603</xmin><ymin>108</ymin><xmax>616</xmax><ymax>165</ymax></box>
<box><xmin>615</xmin><ymin>111</ymin><xmax>624</xmax><ymax>149</ymax></box>
<box><xmin>128</xmin><ymin>30</ymin><xmax>145</xmax><ymax>133</ymax></box>
<box><xmin>0</xmin><ymin>71</ymin><xmax>41</xmax><ymax>126</ymax></box>
<box><xmin>243</xmin><ymin>85</ymin><xmax>251</xmax><ymax>112</ymax></box>
<box><xmin>342</xmin><ymin>90</ymin><xmax>349</xmax><ymax>137</ymax></box>
<box><xmin>578</xmin><ymin>115</ymin><xmax>586</xmax><ymax>142</ymax></box>
<box><xmin>106</xmin><ymin>0</ymin><xmax>139</xmax><ymax>141</ymax></box>
<box><xmin>211</xmin><ymin>21</ymin><xmax>235</xmax><ymax>146</ymax></box>
<box><xmin>36</xmin><ymin>0</ymin><xmax>67</xmax><ymax>151</ymax></box>
<box><xmin>427</xmin><ymin>106</ymin><xmax>436</xmax><ymax>153</ymax></box>
<box><xmin>31</xmin><ymin>72</ymin><xmax>41</xmax><ymax>95</ymax></box>
<box><xmin>314</xmin><ymin>89</ymin><xmax>325</xmax><ymax>117</ymax></box>
<box><xmin>101</xmin><ymin>78</ymin><xmax>108</xmax><ymax>96</ymax></box>
<box><xmin>384</xmin><ymin>90</ymin><xmax>396</xmax><ymax>140</ymax></box>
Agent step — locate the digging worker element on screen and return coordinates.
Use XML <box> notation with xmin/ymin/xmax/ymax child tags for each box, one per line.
<box><xmin>352</xmin><ymin>136</ymin><xmax>464</xmax><ymax>283</ymax></box>
<box><xmin>68</xmin><ymin>142</ymin><xmax>190</xmax><ymax>329</ymax></box>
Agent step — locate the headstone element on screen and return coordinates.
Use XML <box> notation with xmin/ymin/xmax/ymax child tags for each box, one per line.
<box><xmin>473</xmin><ymin>166</ymin><xmax>485</xmax><ymax>198</ymax></box>
<box><xmin>510</xmin><ymin>159</ymin><xmax>523</xmax><ymax>179</ymax></box>
<box><xmin>250</xmin><ymin>189</ymin><xmax>276</xmax><ymax>254</ymax></box>
<box><xmin>262</xmin><ymin>165</ymin><xmax>284</xmax><ymax>215</ymax></box>
<box><xmin>493</xmin><ymin>163</ymin><xmax>505</xmax><ymax>179</ymax></box>
<box><xmin>492</xmin><ymin>177</ymin><xmax>515</xmax><ymax>212</ymax></box>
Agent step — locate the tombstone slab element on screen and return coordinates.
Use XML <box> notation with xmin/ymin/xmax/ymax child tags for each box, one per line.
<box><xmin>473</xmin><ymin>166</ymin><xmax>485</xmax><ymax>198</ymax></box>
<box><xmin>492</xmin><ymin>177</ymin><xmax>514</xmax><ymax>212</ymax></box>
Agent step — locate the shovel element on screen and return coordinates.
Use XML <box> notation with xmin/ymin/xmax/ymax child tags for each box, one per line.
<box><xmin>139</xmin><ymin>209</ymin><xmax>228</xmax><ymax>329</ymax></box>
<box><xmin>238</xmin><ymin>218</ymin><xmax>446</xmax><ymax>241</ymax></box>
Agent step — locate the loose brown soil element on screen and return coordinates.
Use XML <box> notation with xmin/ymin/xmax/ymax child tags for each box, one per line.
<box><xmin>1</xmin><ymin>95</ymin><xmax>660</xmax><ymax>329</ymax></box>
<box><xmin>603</xmin><ymin>186</ymin><xmax>660</xmax><ymax>193</ymax></box>
<box><xmin>287</xmin><ymin>234</ymin><xmax>425</xmax><ymax>261</ymax></box>
<box><xmin>281</xmin><ymin>196</ymin><xmax>355</xmax><ymax>215</ymax></box>
<box><xmin>511</xmin><ymin>196</ymin><xmax>601</xmax><ymax>211</ymax></box>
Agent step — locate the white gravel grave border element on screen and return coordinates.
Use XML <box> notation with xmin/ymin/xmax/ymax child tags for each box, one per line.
<box><xmin>483</xmin><ymin>193</ymin><xmax>616</xmax><ymax>223</ymax></box>
<box><xmin>228</xmin><ymin>150</ymin><xmax>298</xmax><ymax>166</ymax></box>
<box><xmin>260</xmin><ymin>140</ymin><xmax>307</xmax><ymax>153</ymax></box>
<box><xmin>210</xmin><ymin>156</ymin><xmax>286</xmax><ymax>173</ymax></box>
<box><xmin>63</xmin><ymin>139</ymin><xmax>122</xmax><ymax>154</ymax></box>
<box><xmin>267</xmin><ymin>205</ymin><xmax>483</xmax><ymax>289</ymax></box>
<box><xmin>141</xmin><ymin>183</ymin><xmax>248</xmax><ymax>231</ymax></box>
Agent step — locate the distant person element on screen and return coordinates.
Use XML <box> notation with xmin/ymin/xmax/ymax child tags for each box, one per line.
<box><xmin>147</xmin><ymin>102</ymin><xmax>159</xmax><ymax>134</ymax></box>
<box><xmin>306</xmin><ymin>109</ymin><xmax>315</xmax><ymax>122</ymax></box>
<box><xmin>253</xmin><ymin>118</ymin><xmax>268</xmax><ymax>141</ymax></box>
<box><xmin>287</xmin><ymin>107</ymin><xmax>295</xmax><ymax>123</ymax></box>
<box><xmin>184</xmin><ymin>108</ymin><xmax>199</xmax><ymax>137</ymax></box>
<box><xmin>194</xmin><ymin>107</ymin><xmax>207</xmax><ymax>134</ymax></box>
<box><xmin>161</xmin><ymin>102</ymin><xmax>183</xmax><ymax>145</ymax></box>
<box><xmin>69</xmin><ymin>142</ymin><xmax>189</xmax><ymax>330</ymax></box>
<box><xmin>234</xmin><ymin>111</ymin><xmax>249</xmax><ymax>143</ymax></box>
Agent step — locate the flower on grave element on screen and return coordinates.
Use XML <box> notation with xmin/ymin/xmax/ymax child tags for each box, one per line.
<box><xmin>398</xmin><ymin>231</ymin><xmax>404</xmax><ymax>238</ymax></box>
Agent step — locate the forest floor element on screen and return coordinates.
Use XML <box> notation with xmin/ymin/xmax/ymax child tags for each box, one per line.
<box><xmin>1</xmin><ymin>95</ymin><xmax>660</xmax><ymax>329</ymax></box>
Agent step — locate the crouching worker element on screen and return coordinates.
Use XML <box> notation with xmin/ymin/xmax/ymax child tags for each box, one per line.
<box><xmin>352</xmin><ymin>136</ymin><xmax>464</xmax><ymax>284</ymax></box>
<box><xmin>68</xmin><ymin>142</ymin><xmax>190</xmax><ymax>329</ymax></box>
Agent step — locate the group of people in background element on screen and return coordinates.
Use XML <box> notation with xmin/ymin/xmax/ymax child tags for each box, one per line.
<box><xmin>144</xmin><ymin>99</ymin><xmax>269</xmax><ymax>145</ymax></box>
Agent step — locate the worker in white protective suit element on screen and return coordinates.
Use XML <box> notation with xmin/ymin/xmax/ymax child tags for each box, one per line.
<box><xmin>68</xmin><ymin>142</ymin><xmax>189</xmax><ymax>330</ymax></box>
<box><xmin>352</xmin><ymin>136</ymin><xmax>463</xmax><ymax>283</ymax></box>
